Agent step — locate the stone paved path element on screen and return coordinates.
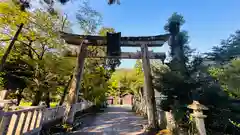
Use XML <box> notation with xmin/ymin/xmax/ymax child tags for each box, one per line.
<box><xmin>70</xmin><ymin>105</ymin><xmax>148</xmax><ymax>135</ymax></box>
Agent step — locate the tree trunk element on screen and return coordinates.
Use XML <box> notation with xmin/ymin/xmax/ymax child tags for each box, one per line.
<box><xmin>45</xmin><ymin>92</ymin><xmax>50</xmax><ymax>108</ymax></box>
<box><xmin>141</xmin><ymin>44</ymin><xmax>158</xmax><ymax>129</ymax></box>
<box><xmin>59</xmin><ymin>75</ymin><xmax>73</xmax><ymax>106</ymax></box>
<box><xmin>16</xmin><ymin>89</ymin><xmax>24</xmax><ymax>106</ymax></box>
<box><xmin>169</xmin><ymin>30</ymin><xmax>188</xmax><ymax>77</ymax></box>
<box><xmin>0</xmin><ymin>23</ymin><xmax>24</xmax><ymax>72</ymax></box>
<box><xmin>31</xmin><ymin>90</ymin><xmax>42</xmax><ymax>106</ymax></box>
<box><xmin>64</xmin><ymin>43</ymin><xmax>87</xmax><ymax>124</ymax></box>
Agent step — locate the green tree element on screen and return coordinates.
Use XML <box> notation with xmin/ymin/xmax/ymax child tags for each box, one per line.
<box><xmin>158</xmin><ymin>12</ymin><xmax>193</xmax><ymax>107</ymax></box>
<box><xmin>151</xmin><ymin>13</ymin><xmax>209</xmax><ymax>132</ymax></box>
<box><xmin>206</xmin><ymin>30</ymin><xmax>240</xmax><ymax>65</ymax></box>
<box><xmin>0</xmin><ymin>0</ymin><xmax>30</xmax><ymax>71</ymax></box>
<box><xmin>107</xmin><ymin>60</ymin><xmax>144</xmax><ymax>107</ymax></box>
<box><xmin>108</xmin><ymin>67</ymin><xmax>144</xmax><ymax>104</ymax></box>
<box><xmin>82</xmin><ymin>27</ymin><xmax>120</xmax><ymax>105</ymax></box>
<box><xmin>0</xmin><ymin>1</ymin><xmax>73</xmax><ymax>106</ymax></box>
<box><xmin>132</xmin><ymin>60</ymin><xmax>144</xmax><ymax>99</ymax></box>
<box><xmin>209</xmin><ymin>59</ymin><xmax>240</xmax><ymax>99</ymax></box>
<box><xmin>76</xmin><ymin>0</ymin><xmax>102</xmax><ymax>34</ymax></box>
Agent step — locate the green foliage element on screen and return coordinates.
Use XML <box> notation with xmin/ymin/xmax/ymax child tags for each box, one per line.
<box><xmin>154</xmin><ymin>13</ymin><xmax>196</xmax><ymax>112</ymax></box>
<box><xmin>98</xmin><ymin>27</ymin><xmax>115</xmax><ymax>35</ymax></box>
<box><xmin>229</xmin><ymin>119</ymin><xmax>240</xmax><ymax>128</ymax></box>
<box><xmin>208</xmin><ymin>59</ymin><xmax>240</xmax><ymax>99</ymax></box>
<box><xmin>0</xmin><ymin>1</ymin><xmax>74</xmax><ymax>105</ymax></box>
<box><xmin>76</xmin><ymin>0</ymin><xmax>102</xmax><ymax>34</ymax></box>
<box><xmin>80</xmin><ymin>27</ymin><xmax>120</xmax><ymax>106</ymax></box>
<box><xmin>0</xmin><ymin>1</ymin><xmax>30</xmax><ymax>25</ymax></box>
<box><xmin>0</xmin><ymin>0</ymin><xmax>120</xmax><ymax>109</ymax></box>
<box><xmin>134</xmin><ymin>60</ymin><xmax>143</xmax><ymax>75</ymax></box>
<box><xmin>0</xmin><ymin>72</ymin><xmax>5</xmax><ymax>88</ymax></box>
<box><xmin>160</xmin><ymin>12</ymin><xmax>240</xmax><ymax>134</ymax></box>
<box><xmin>19</xmin><ymin>101</ymin><xmax>57</xmax><ymax>107</ymax></box>
<box><xmin>164</xmin><ymin>13</ymin><xmax>193</xmax><ymax>79</ymax></box>
<box><xmin>107</xmin><ymin>60</ymin><xmax>144</xmax><ymax>101</ymax></box>
<box><xmin>206</xmin><ymin>30</ymin><xmax>240</xmax><ymax>64</ymax></box>
<box><xmin>164</xmin><ymin>12</ymin><xmax>185</xmax><ymax>32</ymax></box>
<box><xmin>82</xmin><ymin>65</ymin><xmax>109</xmax><ymax>105</ymax></box>
<box><xmin>154</xmin><ymin>13</ymin><xmax>232</xmax><ymax>134</ymax></box>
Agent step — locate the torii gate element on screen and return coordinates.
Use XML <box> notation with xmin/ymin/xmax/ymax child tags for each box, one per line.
<box><xmin>60</xmin><ymin>32</ymin><xmax>170</xmax><ymax>126</ymax></box>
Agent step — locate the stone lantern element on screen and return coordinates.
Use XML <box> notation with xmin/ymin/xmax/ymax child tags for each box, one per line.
<box><xmin>187</xmin><ymin>100</ymin><xmax>208</xmax><ymax>135</ymax></box>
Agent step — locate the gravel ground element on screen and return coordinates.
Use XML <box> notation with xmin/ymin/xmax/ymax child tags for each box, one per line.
<box><xmin>68</xmin><ymin>105</ymin><xmax>148</xmax><ymax>135</ymax></box>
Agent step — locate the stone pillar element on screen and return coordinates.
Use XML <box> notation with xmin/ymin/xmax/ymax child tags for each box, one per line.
<box><xmin>165</xmin><ymin>110</ymin><xmax>178</xmax><ymax>134</ymax></box>
<box><xmin>187</xmin><ymin>100</ymin><xmax>208</xmax><ymax>135</ymax></box>
<box><xmin>0</xmin><ymin>90</ymin><xmax>8</xmax><ymax>100</ymax></box>
<box><xmin>0</xmin><ymin>115</ymin><xmax>12</xmax><ymax>135</ymax></box>
<box><xmin>0</xmin><ymin>90</ymin><xmax>8</xmax><ymax>109</ymax></box>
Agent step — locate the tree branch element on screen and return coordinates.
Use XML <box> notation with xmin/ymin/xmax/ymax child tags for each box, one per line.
<box><xmin>62</xmin><ymin>14</ymin><xmax>68</xmax><ymax>31</ymax></box>
<box><xmin>22</xmin><ymin>14</ymin><xmax>59</xmax><ymax>34</ymax></box>
<box><xmin>39</xmin><ymin>44</ymin><xmax>47</xmax><ymax>60</ymax></box>
<box><xmin>0</xmin><ymin>38</ymin><xmax>12</xmax><ymax>42</ymax></box>
<box><xmin>17</xmin><ymin>40</ymin><xmax>41</xmax><ymax>59</ymax></box>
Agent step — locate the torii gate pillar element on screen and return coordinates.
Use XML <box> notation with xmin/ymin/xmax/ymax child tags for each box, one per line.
<box><xmin>64</xmin><ymin>42</ymin><xmax>87</xmax><ymax>124</ymax></box>
<box><xmin>61</xmin><ymin>32</ymin><xmax>169</xmax><ymax>125</ymax></box>
<box><xmin>141</xmin><ymin>44</ymin><xmax>158</xmax><ymax>128</ymax></box>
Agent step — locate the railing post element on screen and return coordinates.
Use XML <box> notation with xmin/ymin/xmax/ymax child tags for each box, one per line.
<box><xmin>29</xmin><ymin>110</ymin><xmax>38</xmax><ymax>130</ymax></box>
<box><xmin>188</xmin><ymin>100</ymin><xmax>208</xmax><ymax>135</ymax></box>
<box><xmin>0</xmin><ymin>90</ymin><xmax>8</xmax><ymax>100</ymax></box>
<box><xmin>16</xmin><ymin>112</ymin><xmax>27</xmax><ymax>135</ymax></box>
<box><xmin>36</xmin><ymin>109</ymin><xmax>44</xmax><ymax>128</ymax></box>
<box><xmin>0</xmin><ymin>112</ymin><xmax>12</xmax><ymax>135</ymax></box>
<box><xmin>8</xmin><ymin>113</ymin><xmax>20</xmax><ymax>135</ymax></box>
<box><xmin>55</xmin><ymin>106</ymin><xmax>59</xmax><ymax>119</ymax></box>
<box><xmin>22</xmin><ymin>111</ymin><xmax>34</xmax><ymax>133</ymax></box>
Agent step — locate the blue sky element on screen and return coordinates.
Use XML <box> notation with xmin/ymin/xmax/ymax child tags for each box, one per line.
<box><xmin>61</xmin><ymin>0</ymin><xmax>240</xmax><ymax>68</ymax></box>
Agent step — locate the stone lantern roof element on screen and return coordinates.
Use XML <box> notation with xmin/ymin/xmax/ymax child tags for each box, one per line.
<box><xmin>187</xmin><ymin>100</ymin><xmax>208</xmax><ymax>111</ymax></box>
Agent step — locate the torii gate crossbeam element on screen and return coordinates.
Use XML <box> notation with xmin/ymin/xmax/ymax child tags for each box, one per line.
<box><xmin>61</xmin><ymin>32</ymin><xmax>170</xmax><ymax>127</ymax></box>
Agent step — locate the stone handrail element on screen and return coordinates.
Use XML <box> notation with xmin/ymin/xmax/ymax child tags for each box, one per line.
<box><xmin>74</xmin><ymin>101</ymin><xmax>92</xmax><ymax>113</ymax></box>
<box><xmin>0</xmin><ymin>102</ymin><xmax>93</xmax><ymax>135</ymax></box>
<box><xmin>42</xmin><ymin>106</ymin><xmax>66</xmax><ymax>124</ymax></box>
<box><xmin>0</xmin><ymin>105</ymin><xmax>45</xmax><ymax>135</ymax></box>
